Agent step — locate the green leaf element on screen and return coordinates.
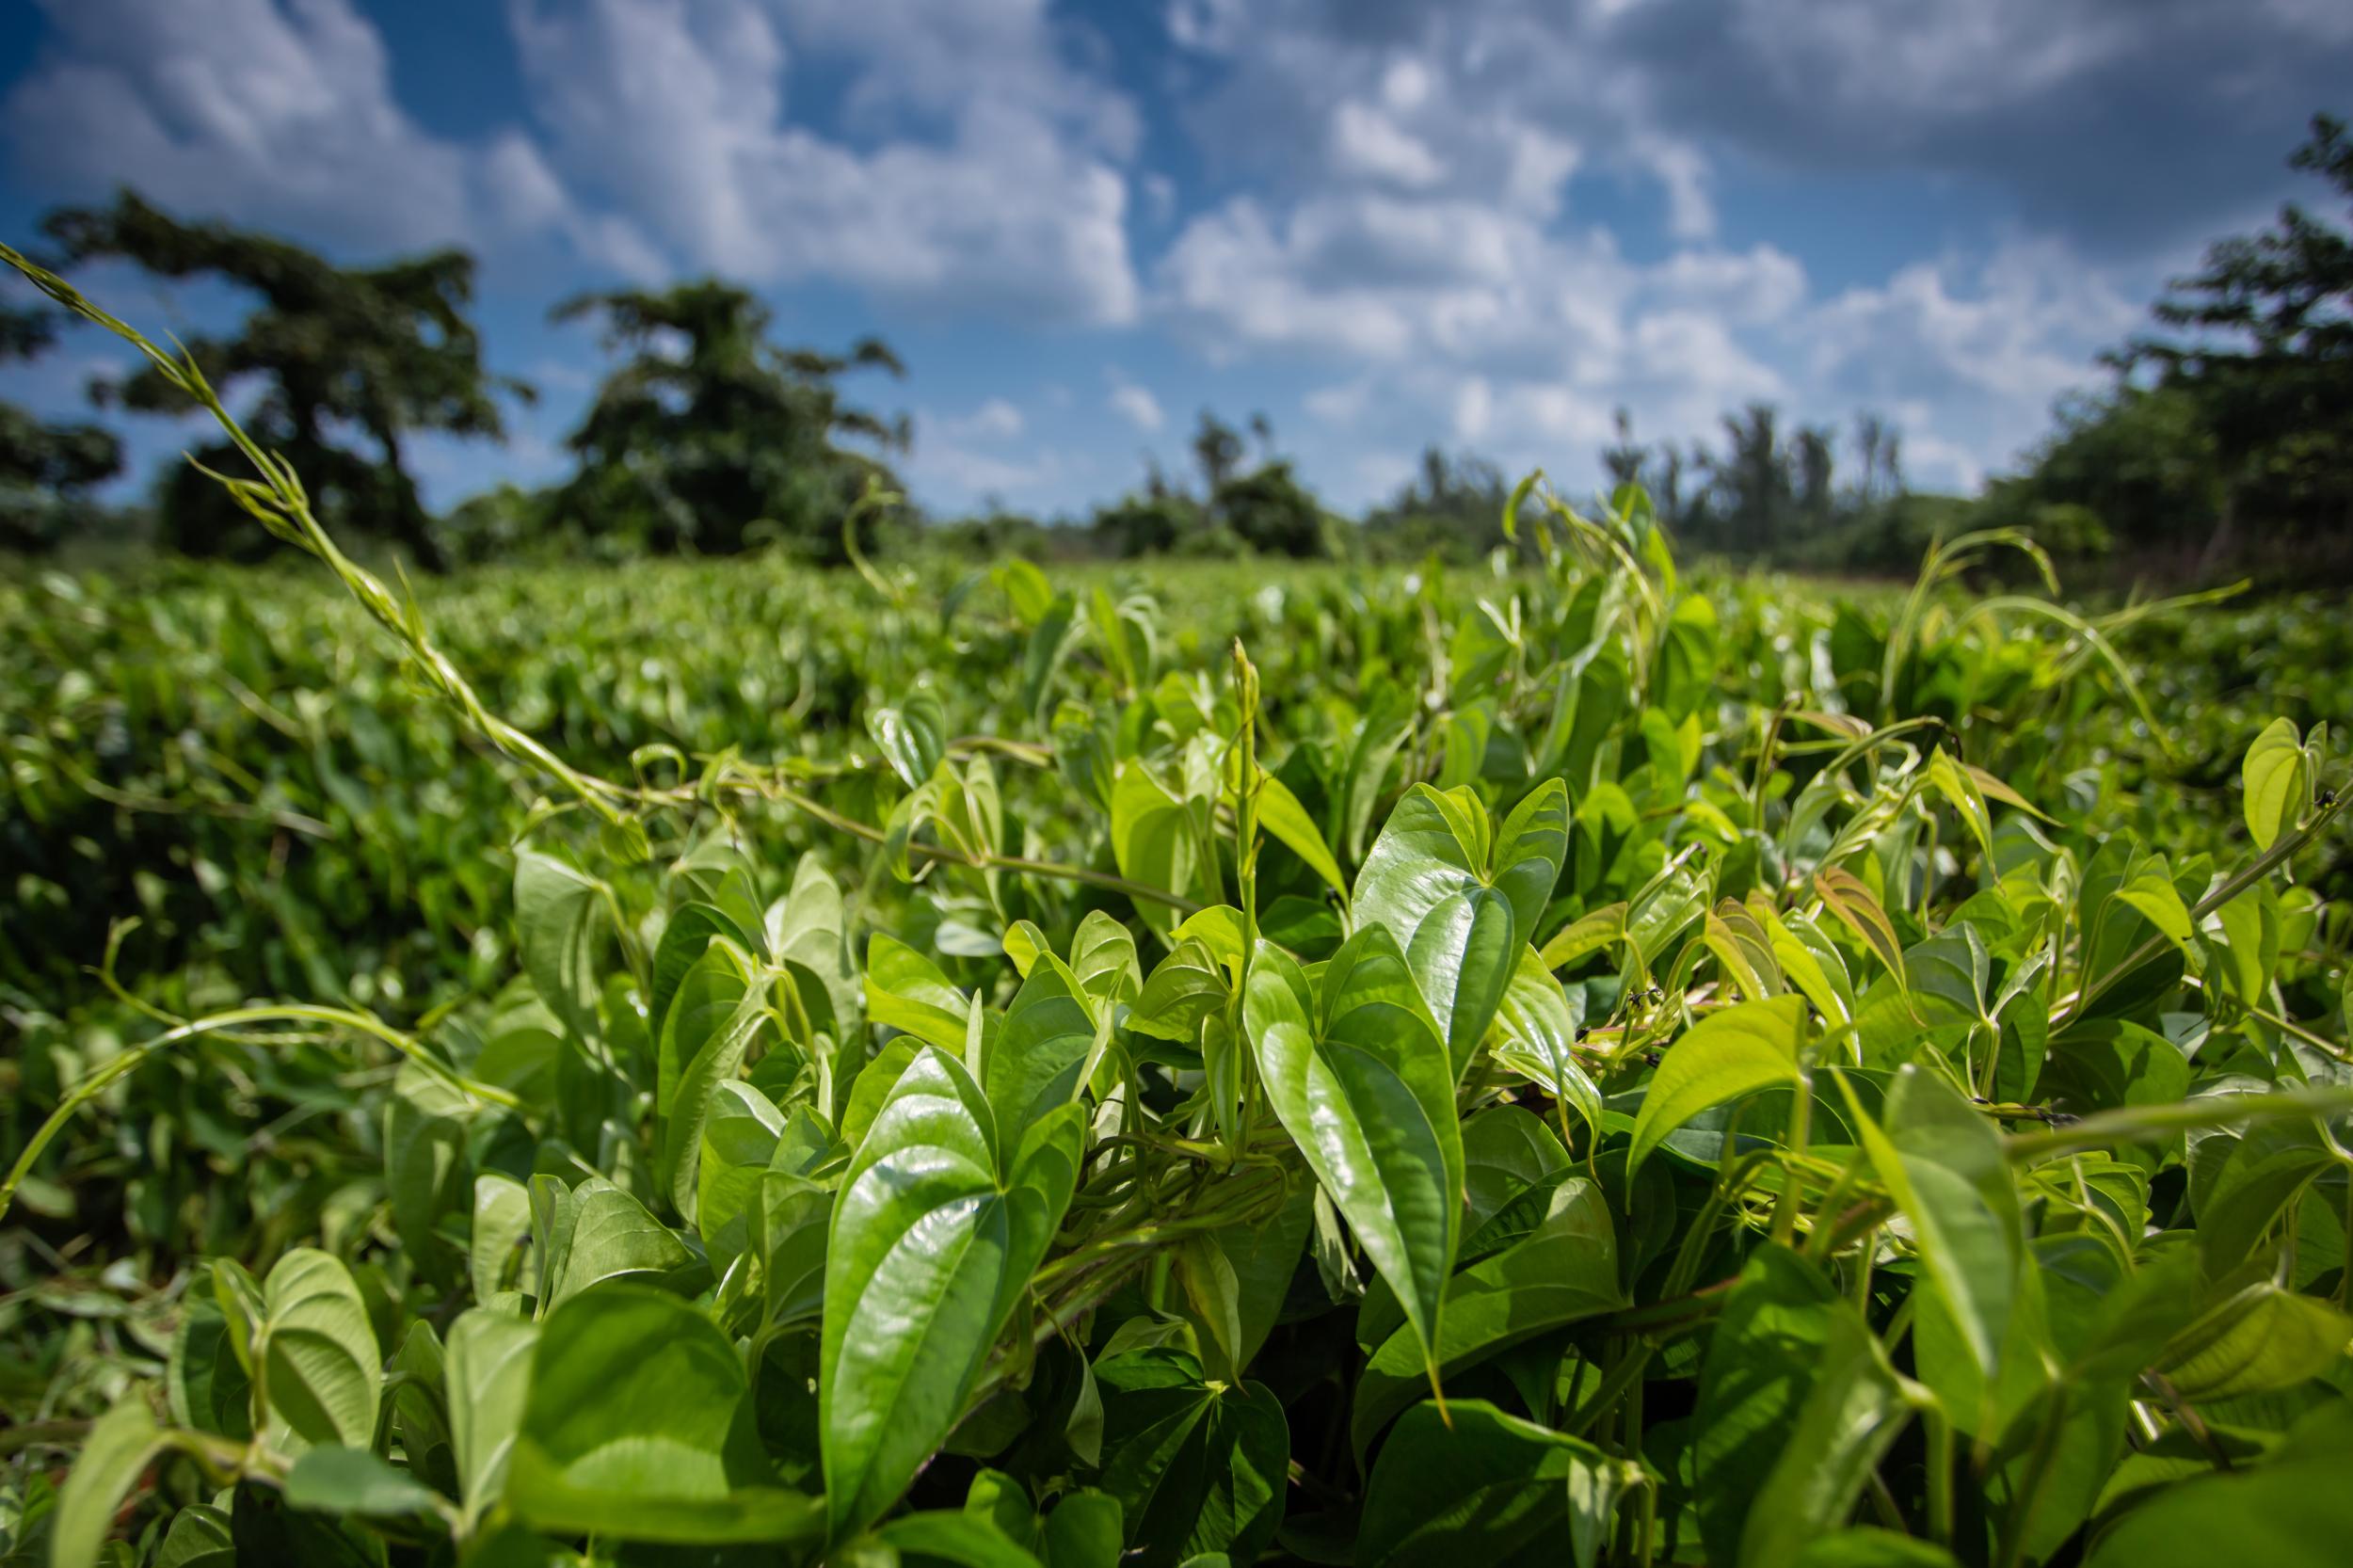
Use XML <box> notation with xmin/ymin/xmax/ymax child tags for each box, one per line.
<box><xmin>1815</xmin><ymin>866</ymin><xmax>1907</xmax><ymax>992</ymax></box>
<box><xmin>1405</xmin><ymin>885</ymin><xmax>1519</xmax><ymax>1077</ymax></box>
<box><xmin>1352</xmin><ymin>1177</ymin><xmax>1625</xmax><ymax>1454</ymax></box>
<box><xmin>866</xmin><ymin>931</ymin><xmax>972</xmax><ymax>1050</ymax></box>
<box><xmin>1792</xmin><ymin>1530</ymin><xmax>1961</xmax><ymax>1568</ymax></box>
<box><xmin>258</xmin><ymin>1248</ymin><xmax>381</xmax><ymax>1453</ymax></box>
<box><xmin>1352</xmin><ymin>781</ymin><xmax>1569</xmax><ymax>1053</ymax></box>
<box><xmin>656</xmin><ymin>933</ymin><xmax>759</xmax><ymax>1120</ymax></box>
<box><xmin>281</xmin><ymin>1447</ymin><xmax>441</xmax><ymax>1518</ymax></box>
<box><xmin>1737</xmin><ymin>1316</ymin><xmax>1908</xmax><ymax>1568</ymax></box>
<box><xmin>2085</xmin><ymin>1404</ymin><xmax>2353</xmax><ymax>1568</ymax></box>
<box><xmin>1210</xmin><ymin>1176</ymin><xmax>1319</xmax><ymax>1376</ymax></box>
<box><xmin>546</xmin><ymin>1176</ymin><xmax>697</xmax><ymax>1306</ymax></box>
<box><xmin>1243</xmin><ymin>931</ymin><xmax>1463</xmax><ymax>1396</ymax></box>
<box><xmin>1538</xmin><ymin>902</ymin><xmax>1625</xmax><ymax>971</ymax></box>
<box><xmin>1627</xmin><ymin>994</ymin><xmax>1808</xmax><ymax>1174</ymax></box>
<box><xmin>2114</xmin><ymin>858</ymin><xmax>2196</xmax><ymax>953</ymax></box>
<box><xmin>2153</xmin><ymin>1276</ymin><xmax>2353</xmax><ymax>1400</ymax></box>
<box><xmin>471</xmin><ymin>1173</ymin><xmax>533</xmax><ymax>1303</ymax></box>
<box><xmin>661</xmin><ymin>952</ymin><xmax>775</xmax><ymax>1223</ymax></box>
<box><xmin>2194</xmin><ymin>1114</ymin><xmax>2343</xmax><ymax>1274</ymax></box>
<box><xmin>1621</xmin><ymin>854</ymin><xmax>1711</xmax><ymax>981</ymax></box>
<box><xmin>515</xmin><ymin>848</ymin><xmax>608</xmax><ymax>1040</ymax></box>
<box><xmin>871</xmin><ymin>689</ymin><xmax>950</xmax><ymax>790</ymax></box>
<box><xmin>840</xmin><ymin>1034</ymin><xmax>921</xmax><ymax>1150</ymax></box>
<box><xmin>1695</xmin><ymin>1245</ymin><xmax>1898</xmax><ymax>1568</ymax></box>
<box><xmin>1839</xmin><ymin>1065</ymin><xmax>2023</xmax><ymax>1378</ymax></box>
<box><xmin>1128</xmin><ymin>936</ymin><xmax>1230</xmax><ymax>1045</ymax></box>
<box><xmin>152</xmin><ymin>1504</ymin><xmax>235</xmax><ymax>1568</ymax></box>
<box><xmin>1111</xmin><ymin>759</ymin><xmax>1209</xmax><ymax>938</ymax></box>
<box><xmin>1068</xmin><ymin>909</ymin><xmax>1142</xmax><ymax>1012</ymax></box>
<box><xmin>770</xmin><ymin>855</ymin><xmax>865</xmax><ymax>1065</ymax></box>
<box><xmin>506</xmin><ymin>1284</ymin><xmax>823</xmax><ymax>1544</ymax></box>
<box><xmin>446</xmin><ymin>1307</ymin><xmax>536</xmax><ymax>1523</ymax></box>
<box><xmin>168</xmin><ymin>1290</ymin><xmax>251</xmax><ymax>1441</ymax></box>
<box><xmin>821</xmin><ymin>1048</ymin><xmax>1083</xmax><ymax>1541</ymax></box>
<box><xmin>985</xmin><ymin>956</ymin><xmax>1096</xmax><ymax>1141</ymax></box>
<box><xmin>1040</xmin><ymin>1490</ymin><xmax>1125</xmax><ymax>1568</ymax></box>
<box><xmin>1021</xmin><ymin>592</ymin><xmax>1078</xmax><ymax>717</ymax></box>
<box><xmin>1925</xmin><ymin>748</ymin><xmax>1996</xmax><ymax>864</ymax></box>
<box><xmin>388</xmin><ymin>1320</ymin><xmax>455</xmax><ymax>1501</ymax></box>
<box><xmin>647</xmin><ymin>901</ymin><xmax>753</xmax><ymax>1046</ymax></box>
<box><xmin>1171</xmin><ymin>1234</ymin><xmax>1245</xmax><ymax>1382</ymax></box>
<box><xmin>696</xmin><ymin>1080</ymin><xmax>788</xmax><ymax>1272</ymax></box>
<box><xmin>1253</xmin><ymin>769</ymin><xmax>1347</xmax><ymax>896</ymax></box>
<box><xmin>1358</xmin><ymin>1400</ymin><xmax>1624</xmax><ymax>1568</ymax></box>
<box><xmin>50</xmin><ymin>1399</ymin><xmax>165</xmax><ymax>1568</ymax></box>
<box><xmin>1486</xmin><ymin>943</ymin><xmax>1602</xmax><ymax>1148</ymax></box>
<box><xmin>384</xmin><ymin>1065</ymin><xmax>471</xmax><ymax>1287</ymax></box>
<box><xmin>1095</xmin><ymin>1348</ymin><xmax>1289</xmax><ymax>1568</ymax></box>
<box><xmin>2243</xmin><ymin>716</ymin><xmax>2309</xmax><ymax>851</ymax></box>
<box><xmin>869</xmin><ymin>1510</ymin><xmax>1045</xmax><ymax>1568</ymax></box>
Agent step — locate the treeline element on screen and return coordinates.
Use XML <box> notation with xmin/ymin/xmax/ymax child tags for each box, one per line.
<box><xmin>4</xmin><ymin>113</ymin><xmax>2348</xmax><ymax>581</ymax></box>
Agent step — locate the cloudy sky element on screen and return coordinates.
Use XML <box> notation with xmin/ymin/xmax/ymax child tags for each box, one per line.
<box><xmin>1</xmin><ymin>0</ymin><xmax>2346</xmax><ymax>519</ymax></box>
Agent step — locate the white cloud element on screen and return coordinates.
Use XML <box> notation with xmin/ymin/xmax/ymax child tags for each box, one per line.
<box><xmin>1330</xmin><ymin>101</ymin><xmax>1446</xmax><ymax>187</ymax></box>
<box><xmin>945</xmin><ymin>397</ymin><xmax>1025</xmax><ymax>440</ymax></box>
<box><xmin>1157</xmin><ymin>160</ymin><xmax>2131</xmax><ymax>501</ymax></box>
<box><xmin>4</xmin><ymin>0</ymin><xmax>597</xmax><ymax>256</ymax></box>
<box><xmin>1110</xmin><ymin>380</ymin><xmax>1165</xmax><ymax>432</ymax></box>
<box><xmin>507</xmin><ymin>0</ymin><xmax>1142</xmax><ymax>324</ymax></box>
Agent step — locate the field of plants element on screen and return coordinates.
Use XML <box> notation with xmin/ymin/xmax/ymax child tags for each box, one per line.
<box><xmin>7</xmin><ymin>260</ymin><xmax>2353</xmax><ymax>1568</ymax></box>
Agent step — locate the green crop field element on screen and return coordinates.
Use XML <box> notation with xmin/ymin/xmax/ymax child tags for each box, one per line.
<box><xmin>5</xmin><ymin>261</ymin><xmax>2353</xmax><ymax>1568</ymax></box>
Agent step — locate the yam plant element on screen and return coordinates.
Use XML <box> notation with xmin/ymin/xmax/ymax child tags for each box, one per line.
<box><xmin>4</xmin><ymin>250</ymin><xmax>2352</xmax><ymax>1568</ymax></box>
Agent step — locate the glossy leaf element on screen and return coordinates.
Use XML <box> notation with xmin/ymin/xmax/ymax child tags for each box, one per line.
<box><xmin>822</xmin><ymin>1048</ymin><xmax>1084</xmax><ymax>1540</ymax></box>
<box><xmin>1627</xmin><ymin>994</ymin><xmax>1808</xmax><ymax>1174</ymax></box>
<box><xmin>1243</xmin><ymin>932</ymin><xmax>1463</xmax><ymax>1394</ymax></box>
<box><xmin>507</xmin><ymin>1284</ymin><xmax>823</xmax><ymax>1544</ymax></box>
<box><xmin>1095</xmin><ymin>1348</ymin><xmax>1289</xmax><ymax>1568</ymax></box>
<box><xmin>2242</xmin><ymin>716</ymin><xmax>2309</xmax><ymax>851</ymax></box>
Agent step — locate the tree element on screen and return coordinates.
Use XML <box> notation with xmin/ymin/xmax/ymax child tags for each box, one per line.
<box><xmin>1701</xmin><ymin>403</ymin><xmax>1799</xmax><ymax>552</ymax></box>
<box><xmin>1216</xmin><ymin>460</ymin><xmax>1328</xmax><ymax>557</ymax></box>
<box><xmin>2112</xmin><ymin>113</ymin><xmax>2353</xmax><ymax>563</ymax></box>
<box><xmin>553</xmin><ymin>280</ymin><xmax>906</xmax><ymax>561</ymax></box>
<box><xmin>1850</xmin><ymin>412</ymin><xmax>1903</xmax><ymax>509</ymax></box>
<box><xmin>1794</xmin><ymin>424</ymin><xmax>1836</xmax><ymax>533</ymax></box>
<box><xmin>1091</xmin><ymin>490</ymin><xmax>1198</xmax><ymax>557</ymax></box>
<box><xmin>1978</xmin><ymin>385</ymin><xmax>2216</xmax><ymax>559</ymax></box>
<box><xmin>0</xmin><ymin>301</ymin><xmax>122</xmax><ymax>553</ymax></box>
<box><xmin>1190</xmin><ymin>410</ymin><xmax>1245</xmax><ymax>494</ymax></box>
<box><xmin>1364</xmin><ymin>445</ymin><xmax>1513</xmax><ymax>561</ymax></box>
<box><xmin>40</xmin><ymin>191</ymin><xmax>526</xmax><ymax>568</ymax></box>
<box><xmin>1602</xmin><ymin>408</ymin><xmax>1647</xmax><ymax>490</ymax></box>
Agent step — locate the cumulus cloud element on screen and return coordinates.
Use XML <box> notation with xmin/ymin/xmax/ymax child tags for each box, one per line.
<box><xmin>1167</xmin><ymin>166</ymin><xmax>2137</xmax><ymax>503</ymax></box>
<box><xmin>3</xmin><ymin>0</ymin><xmax>2330</xmax><ymax>513</ymax></box>
<box><xmin>944</xmin><ymin>397</ymin><xmax>1025</xmax><ymax>441</ymax></box>
<box><xmin>3</xmin><ymin>0</ymin><xmax>599</xmax><ymax>256</ymax></box>
<box><xmin>506</xmin><ymin>0</ymin><xmax>1143</xmax><ymax>324</ymax></box>
<box><xmin>1110</xmin><ymin>379</ymin><xmax>1165</xmax><ymax>432</ymax></box>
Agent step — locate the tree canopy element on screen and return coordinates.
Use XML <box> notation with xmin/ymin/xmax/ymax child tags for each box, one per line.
<box><xmin>40</xmin><ymin>191</ymin><xmax>527</xmax><ymax>568</ymax></box>
<box><xmin>2108</xmin><ymin>113</ymin><xmax>2353</xmax><ymax>564</ymax></box>
<box><xmin>552</xmin><ymin>279</ymin><xmax>907</xmax><ymax>561</ymax></box>
<box><xmin>0</xmin><ymin>299</ymin><xmax>122</xmax><ymax>553</ymax></box>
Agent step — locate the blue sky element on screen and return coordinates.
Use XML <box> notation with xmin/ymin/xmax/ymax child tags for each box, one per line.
<box><xmin>2</xmin><ymin>0</ymin><xmax>2347</xmax><ymax>520</ymax></box>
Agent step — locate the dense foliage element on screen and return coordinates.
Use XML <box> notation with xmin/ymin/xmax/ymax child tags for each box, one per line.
<box><xmin>7</xmin><ymin>258</ymin><xmax>2353</xmax><ymax>1568</ymax></box>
